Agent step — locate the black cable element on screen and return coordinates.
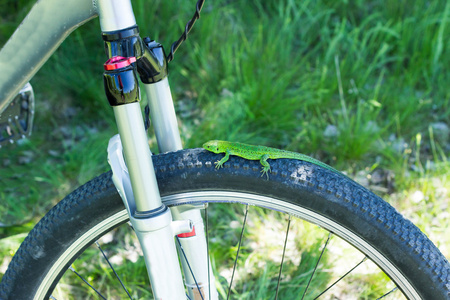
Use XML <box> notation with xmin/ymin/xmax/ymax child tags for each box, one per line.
<box><xmin>144</xmin><ymin>0</ymin><xmax>205</xmax><ymax>131</ymax></box>
<box><xmin>166</xmin><ymin>0</ymin><xmax>205</xmax><ymax>63</ymax></box>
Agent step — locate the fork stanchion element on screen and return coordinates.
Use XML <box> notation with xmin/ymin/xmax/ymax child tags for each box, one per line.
<box><xmin>103</xmin><ymin>53</ymin><xmax>187</xmax><ymax>298</ymax></box>
<box><xmin>139</xmin><ymin>40</ymin><xmax>218</xmax><ymax>299</ymax></box>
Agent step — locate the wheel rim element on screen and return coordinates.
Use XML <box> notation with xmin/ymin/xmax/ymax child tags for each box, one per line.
<box><xmin>37</xmin><ymin>191</ymin><xmax>419</xmax><ymax>300</ymax></box>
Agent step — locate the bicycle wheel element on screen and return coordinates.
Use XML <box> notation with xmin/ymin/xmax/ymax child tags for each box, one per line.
<box><xmin>1</xmin><ymin>148</ymin><xmax>449</xmax><ymax>299</ymax></box>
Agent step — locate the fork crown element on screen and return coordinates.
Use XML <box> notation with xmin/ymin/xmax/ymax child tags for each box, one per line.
<box><xmin>101</xmin><ymin>26</ymin><xmax>169</xmax><ymax>106</ymax></box>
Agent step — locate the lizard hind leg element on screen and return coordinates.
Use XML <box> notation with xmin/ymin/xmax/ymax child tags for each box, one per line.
<box><xmin>215</xmin><ymin>150</ymin><xmax>231</xmax><ymax>169</ymax></box>
<box><xmin>259</xmin><ymin>154</ymin><xmax>271</xmax><ymax>179</ymax></box>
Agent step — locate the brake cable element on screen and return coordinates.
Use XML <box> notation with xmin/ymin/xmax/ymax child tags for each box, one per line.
<box><xmin>144</xmin><ymin>0</ymin><xmax>205</xmax><ymax>131</ymax></box>
<box><xmin>166</xmin><ymin>0</ymin><xmax>205</xmax><ymax>63</ymax></box>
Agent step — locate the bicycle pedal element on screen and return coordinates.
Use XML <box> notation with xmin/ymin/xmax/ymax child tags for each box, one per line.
<box><xmin>0</xmin><ymin>83</ymin><xmax>35</xmax><ymax>148</ymax></box>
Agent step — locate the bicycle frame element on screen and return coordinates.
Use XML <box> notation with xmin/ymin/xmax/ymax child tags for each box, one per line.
<box><xmin>0</xmin><ymin>0</ymin><xmax>216</xmax><ymax>298</ymax></box>
<box><xmin>0</xmin><ymin>0</ymin><xmax>95</xmax><ymax>115</ymax></box>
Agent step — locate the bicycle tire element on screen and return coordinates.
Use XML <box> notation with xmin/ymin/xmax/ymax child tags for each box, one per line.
<box><xmin>0</xmin><ymin>148</ymin><xmax>449</xmax><ymax>299</ymax></box>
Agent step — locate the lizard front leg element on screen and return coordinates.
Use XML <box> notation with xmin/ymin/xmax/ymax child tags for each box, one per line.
<box><xmin>259</xmin><ymin>154</ymin><xmax>271</xmax><ymax>179</ymax></box>
<box><xmin>215</xmin><ymin>149</ymin><xmax>231</xmax><ymax>169</ymax></box>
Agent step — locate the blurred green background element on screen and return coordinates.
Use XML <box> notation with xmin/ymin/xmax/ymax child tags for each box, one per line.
<box><xmin>0</xmin><ymin>0</ymin><xmax>449</xmax><ymax>284</ymax></box>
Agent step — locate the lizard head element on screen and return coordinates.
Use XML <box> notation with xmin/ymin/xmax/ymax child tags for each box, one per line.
<box><xmin>203</xmin><ymin>140</ymin><xmax>221</xmax><ymax>153</ymax></box>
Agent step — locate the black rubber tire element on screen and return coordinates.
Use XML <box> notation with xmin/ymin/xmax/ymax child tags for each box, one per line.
<box><xmin>1</xmin><ymin>148</ymin><xmax>449</xmax><ymax>299</ymax></box>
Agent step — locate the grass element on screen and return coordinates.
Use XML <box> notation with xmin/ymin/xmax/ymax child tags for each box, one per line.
<box><xmin>0</xmin><ymin>0</ymin><xmax>449</xmax><ymax>298</ymax></box>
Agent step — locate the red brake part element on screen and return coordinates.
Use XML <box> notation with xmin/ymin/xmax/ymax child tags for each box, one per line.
<box><xmin>177</xmin><ymin>226</ymin><xmax>196</xmax><ymax>238</ymax></box>
<box><xmin>104</xmin><ymin>56</ymin><xmax>137</xmax><ymax>71</ymax></box>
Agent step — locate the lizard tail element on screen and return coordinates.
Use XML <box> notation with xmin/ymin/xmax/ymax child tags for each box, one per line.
<box><xmin>279</xmin><ymin>151</ymin><xmax>341</xmax><ymax>174</ymax></box>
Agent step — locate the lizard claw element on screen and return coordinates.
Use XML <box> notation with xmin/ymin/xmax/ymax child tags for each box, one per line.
<box><xmin>214</xmin><ymin>161</ymin><xmax>223</xmax><ymax>169</ymax></box>
<box><xmin>260</xmin><ymin>167</ymin><xmax>271</xmax><ymax>180</ymax></box>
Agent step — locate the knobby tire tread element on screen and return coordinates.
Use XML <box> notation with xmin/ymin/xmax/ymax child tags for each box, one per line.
<box><xmin>0</xmin><ymin>148</ymin><xmax>449</xmax><ymax>299</ymax></box>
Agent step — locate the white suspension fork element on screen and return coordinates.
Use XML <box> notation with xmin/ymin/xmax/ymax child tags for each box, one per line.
<box><xmin>99</xmin><ymin>0</ymin><xmax>185</xmax><ymax>298</ymax></box>
<box><xmin>98</xmin><ymin>0</ymin><xmax>218</xmax><ymax>299</ymax></box>
<box><xmin>144</xmin><ymin>80</ymin><xmax>218</xmax><ymax>300</ymax></box>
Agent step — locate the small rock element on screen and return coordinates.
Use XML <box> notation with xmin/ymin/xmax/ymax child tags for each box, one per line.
<box><xmin>221</xmin><ymin>88</ymin><xmax>234</xmax><ymax>98</ymax></box>
<box><xmin>59</xmin><ymin>126</ymin><xmax>72</xmax><ymax>138</ymax></box>
<box><xmin>63</xmin><ymin>107</ymin><xmax>78</xmax><ymax>118</ymax></box>
<box><xmin>354</xmin><ymin>170</ymin><xmax>369</xmax><ymax>187</ymax></box>
<box><xmin>18</xmin><ymin>150</ymin><xmax>35</xmax><ymax>165</ymax></box>
<box><xmin>100</xmin><ymin>232</ymin><xmax>114</xmax><ymax>244</ymax></box>
<box><xmin>229</xmin><ymin>220</ymin><xmax>240</xmax><ymax>229</ymax></box>
<box><xmin>430</xmin><ymin>122</ymin><xmax>449</xmax><ymax>145</ymax></box>
<box><xmin>324</xmin><ymin>125</ymin><xmax>339</xmax><ymax>138</ymax></box>
<box><xmin>48</xmin><ymin>150</ymin><xmax>60</xmax><ymax>157</ymax></box>
<box><xmin>411</xmin><ymin>190</ymin><xmax>425</xmax><ymax>203</ymax></box>
<box><xmin>18</xmin><ymin>156</ymin><xmax>32</xmax><ymax>164</ymax></box>
<box><xmin>370</xmin><ymin>169</ymin><xmax>385</xmax><ymax>185</ymax></box>
<box><xmin>108</xmin><ymin>254</ymin><xmax>123</xmax><ymax>266</ymax></box>
<box><xmin>425</xmin><ymin>161</ymin><xmax>436</xmax><ymax>171</ymax></box>
<box><xmin>389</xmin><ymin>134</ymin><xmax>407</xmax><ymax>153</ymax></box>
<box><xmin>16</xmin><ymin>138</ymin><xmax>29</xmax><ymax>146</ymax></box>
<box><xmin>365</xmin><ymin>120</ymin><xmax>379</xmax><ymax>133</ymax></box>
<box><xmin>87</xmin><ymin>127</ymin><xmax>99</xmax><ymax>135</ymax></box>
<box><xmin>3</xmin><ymin>159</ymin><xmax>11</xmax><ymax>167</ymax></box>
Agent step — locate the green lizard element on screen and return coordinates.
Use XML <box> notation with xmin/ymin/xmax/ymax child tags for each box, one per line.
<box><xmin>203</xmin><ymin>140</ymin><xmax>341</xmax><ymax>178</ymax></box>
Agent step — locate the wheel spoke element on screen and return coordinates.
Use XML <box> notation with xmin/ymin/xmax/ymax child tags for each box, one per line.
<box><xmin>226</xmin><ymin>204</ymin><xmax>249</xmax><ymax>300</ymax></box>
<box><xmin>176</xmin><ymin>236</ymin><xmax>205</xmax><ymax>300</ymax></box>
<box><xmin>96</xmin><ymin>241</ymin><xmax>132</xmax><ymax>299</ymax></box>
<box><xmin>376</xmin><ymin>287</ymin><xmax>399</xmax><ymax>300</ymax></box>
<box><xmin>69</xmin><ymin>266</ymin><xmax>107</xmax><ymax>300</ymax></box>
<box><xmin>205</xmin><ymin>204</ymin><xmax>211</xmax><ymax>300</ymax></box>
<box><xmin>313</xmin><ymin>256</ymin><xmax>368</xmax><ymax>299</ymax></box>
<box><xmin>274</xmin><ymin>215</ymin><xmax>291</xmax><ymax>300</ymax></box>
<box><xmin>301</xmin><ymin>232</ymin><xmax>333</xmax><ymax>300</ymax></box>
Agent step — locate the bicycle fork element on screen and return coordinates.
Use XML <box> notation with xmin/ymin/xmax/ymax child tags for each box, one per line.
<box><xmin>97</xmin><ymin>0</ymin><xmax>217</xmax><ymax>298</ymax></box>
